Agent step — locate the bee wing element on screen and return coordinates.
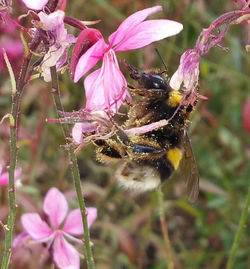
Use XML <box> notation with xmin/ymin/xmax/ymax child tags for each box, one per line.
<box><xmin>182</xmin><ymin>131</ymin><xmax>199</xmax><ymax>202</ymax></box>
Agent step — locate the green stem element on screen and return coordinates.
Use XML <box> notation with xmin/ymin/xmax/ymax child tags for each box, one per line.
<box><xmin>1</xmin><ymin>36</ymin><xmax>40</xmax><ymax>269</ymax></box>
<box><xmin>156</xmin><ymin>188</ymin><xmax>174</xmax><ymax>269</ymax></box>
<box><xmin>0</xmin><ymin>117</ymin><xmax>16</xmax><ymax>269</ymax></box>
<box><xmin>50</xmin><ymin>66</ymin><xmax>95</xmax><ymax>269</ymax></box>
<box><xmin>226</xmin><ymin>184</ymin><xmax>250</xmax><ymax>269</ymax></box>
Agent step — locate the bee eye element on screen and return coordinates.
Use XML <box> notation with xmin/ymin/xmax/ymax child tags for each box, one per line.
<box><xmin>141</xmin><ymin>74</ymin><xmax>169</xmax><ymax>90</ymax></box>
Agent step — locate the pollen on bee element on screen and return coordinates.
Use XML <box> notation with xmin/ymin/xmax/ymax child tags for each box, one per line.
<box><xmin>167</xmin><ymin>147</ymin><xmax>183</xmax><ymax>170</ymax></box>
<box><xmin>167</xmin><ymin>90</ymin><xmax>182</xmax><ymax>107</ymax></box>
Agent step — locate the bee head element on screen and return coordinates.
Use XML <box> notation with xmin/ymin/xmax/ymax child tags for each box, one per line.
<box><xmin>127</xmin><ymin>64</ymin><xmax>171</xmax><ymax>92</ymax></box>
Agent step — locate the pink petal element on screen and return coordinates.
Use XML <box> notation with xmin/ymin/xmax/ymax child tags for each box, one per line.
<box><xmin>84</xmin><ymin>50</ymin><xmax>130</xmax><ymax>112</ymax></box>
<box><xmin>86</xmin><ymin>207</ymin><xmax>98</xmax><ymax>228</ymax></box>
<box><xmin>114</xmin><ymin>20</ymin><xmax>183</xmax><ymax>51</ymax></box>
<box><xmin>74</xmin><ymin>39</ymin><xmax>108</xmax><ymax>82</ymax></box>
<box><xmin>56</xmin><ymin>47</ymin><xmax>69</xmax><ymax>70</ymax></box>
<box><xmin>72</xmin><ymin>123</ymin><xmax>84</xmax><ymax>144</ymax></box>
<box><xmin>38</xmin><ymin>10</ymin><xmax>65</xmax><ymax>31</ymax></box>
<box><xmin>0</xmin><ymin>171</ymin><xmax>9</xmax><ymax>186</ymax></box>
<box><xmin>0</xmin><ymin>165</ymin><xmax>2</xmax><ymax>175</ymax></box>
<box><xmin>0</xmin><ymin>39</ymin><xmax>24</xmax><ymax>72</ymax></box>
<box><xmin>183</xmin><ymin>66</ymin><xmax>199</xmax><ymax>91</ymax></box>
<box><xmin>63</xmin><ymin>207</ymin><xmax>97</xmax><ymax>235</ymax></box>
<box><xmin>1</xmin><ymin>39</ymin><xmax>24</xmax><ymax>60</ymax></box>
<box><xmin>63</xmin><ymin>209</ymin><xmax>82</xmax><ymax>235</ymax></box>
<box><xmin>14</xmin><ymin>167</ymin><xmax>22</xmax><ymax>180</ymax></box>
<box><xmin>22</xmin><ymin>0</ymin><xmax>49</xmax><ymax>10</ymax></box>
<box><xmin>72</xmin><ymin>122</ymin><xmax>97</xmax><ymax>144</ymax></box>
<box><xmin>43</xmin><ymin>188</ymin><xmax>68</xmax><ymax>228</ymax></box>
<box><xmin>70</xmin><ymin>28</ymin><xmax>103</xmax><ymax>79</ymax></box>
<box><xmin>0</xmin><ymin>167</ymin><xmax>22</xmax><ymax>186</ymax></box>
<box><xmin>125</xmin><ymin>119</ymin><xmax>169</xmax><ymax>135</ymax></box>
<box><xmin>170</xmin><ymin>50</ymin><xmax>200</xmax><ymax>91</ymax></box>
<box><xmin>109</xmin><ymin>6</ymin><xmax>162</xmax><ymax>47</ymax></box>
<box><xmin>169</xmin><ymin>69</ymin><xmax>183</xmax><ymax>91</ymax></box>
<box><xmin>13</xmin><ymin>232</ymin><xmax>29</xmax><ymax>248</ymax></box>
<box><xmin>21</xmin><ymin>213</ymin><xmax>52</xmax><ymax>241</ymax></box>
<box><xmin>53</xmin><ymin>234</ymin><xmax>80</xmax><ymax>269</ymax></box>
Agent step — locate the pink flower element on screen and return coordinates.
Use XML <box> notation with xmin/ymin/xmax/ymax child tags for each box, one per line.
<box><xmin>21</xmin><ymin>188</ymin><xmax>97</xmax><ymax>269</ymax></box>
<box><xmin>71</xmin><ymin>110</ymin><xmax>114</xmax><ymax>144</ymax></box>
<box><xmin>0</xmin><ymin>39</ymin><xmax>24</xmax><ymax>72</ymax></box>
<box><xmin>73</xmin><ymin>6</ymin><xmax>183</xmax><ymax>112</ymax></box>
<box><xmin>0</xmin><ymin>164</ymin><xmax>22</xmax><ymax>186</ymax></box>
<box><xmin>170</xmin><ymin>49</ymin><xmax>200</xmax><ymax>94</ymax></box>
<box><xmin>0</xmin><ymin>9</ymin><xmax>24</xmax><ymax>71</ymax></box>
<box><xmin>72</xmin><ymin>122</ymin><xmax>97</xmax><ymax>144</ymax></box>
<box><xmin>0</xmin><ymin>9</ymin><xmax>17</xmax><ymax>33</ymax></box>
<box><xmin>170</xmin><ymin>8</ymin><xmax>250</xmax><ymax>105</ymax></box>
<box><xmin>37</xmin><ymin>10</ymin><xmax>76</xmax><ymax>81</ymax></box>
<box><xmin>21</xmin><ymin>0</ymin><xmax>49</xmax><ymax>10</ymax></box>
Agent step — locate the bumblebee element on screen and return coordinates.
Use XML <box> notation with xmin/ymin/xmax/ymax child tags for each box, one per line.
<box><xmin>94</xmin><ymin>65</ymin><xmax>199</xmax><ymax>202</ymax></box>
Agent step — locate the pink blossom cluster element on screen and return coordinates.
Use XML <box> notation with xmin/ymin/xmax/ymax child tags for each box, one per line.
<box><xmin>0</xmin><ymin>6</ymin><xmax>23</xmax><ymax>72</ymax></box>
<box><xmin>36</xmin><ymin>10</ymin><xmax>76</xmax><ymax>81</ymax></box>
<box><xmin>16</xmin><ymin>188</ymin><xmax>97</xmax><ymax>269</ymax></box>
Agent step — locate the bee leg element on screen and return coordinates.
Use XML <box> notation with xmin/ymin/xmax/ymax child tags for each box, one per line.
<box><xmin>124</xmin><ymin>97</ymin><xmax>133</xmax><ymax>107</ymax></box>
<box><xmin>127</xmin><ymin>84</ymin><xmax>135</xmax><ymax>89</ymax></box>
<box><xmin>128</xmin><ymin>87</ymin><xmax>150</xmax><ymax>96</ymax></box>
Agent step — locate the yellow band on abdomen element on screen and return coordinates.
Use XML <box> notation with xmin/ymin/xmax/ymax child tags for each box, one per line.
<box><xmin>167</xmin><ymin>147</ymin><xmax>183</xmax><ymax>170</ymax></box>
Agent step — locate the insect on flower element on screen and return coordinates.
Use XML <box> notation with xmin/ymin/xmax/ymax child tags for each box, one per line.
<box><xmin>92</xmin><ymin>64</ymin><xmax>199</xmax><ymax>202</ymax></box>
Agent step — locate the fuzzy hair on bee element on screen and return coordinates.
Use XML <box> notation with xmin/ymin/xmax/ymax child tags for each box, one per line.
<box><xmin>94</xmin><ymin>64</ymin><xmax>199</xmax><ymax>202</ymax></box>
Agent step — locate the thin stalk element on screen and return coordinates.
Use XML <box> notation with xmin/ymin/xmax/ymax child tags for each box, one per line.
<box><xmin>0</xmin><ymin>116</ymin><xmax>16</xmax><ymax>269</ymax></box>
<box><xmin>156</xmin><ymin>188</ymin><xmax>174</xmax><ymax>269</ymax></box>
<box><xmin>1</xmin><ymin>36</ymin><xmax>40</xmax><ymax>269</ymax></box>
<box><xmin>226</xmin><ymin>184</ymin><xmax>250</xmax><ymax>269</ymax></box>
<box><xmin>50</xmin><ymin>66</ymin><xmax>95</xmax><ymax>269</ymax></box>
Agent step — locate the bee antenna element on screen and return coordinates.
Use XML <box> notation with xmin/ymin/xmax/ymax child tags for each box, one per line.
<box><xmin>155</xmin><ymin>48</ymin><xmax>168</xmax><ymax>72</ymax></box>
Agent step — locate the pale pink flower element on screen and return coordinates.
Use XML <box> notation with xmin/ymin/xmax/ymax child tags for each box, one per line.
<box><xmin>0</xmin><ymin>8</ymin><xmax>17</xmax><ymax>33</ymax></box>
<box><xmin>21</xmin><ymin>187</ymin><xmax>97</xmax><ymax>269</ymax></box>
<box><xmin>0</xmin><ymin>39</ymin><xmax>24</xmax><ymax>72</ymax></box>
<box><xmin>71</xmin><ymin>110</ymin><xmax>115</xmax><ymax>144</ymax></box>
<box><xmin>0</xmin><ymin>8</ymin><xmax>24</xmax><ymax>71</ymax></box>
<box><xmin>0</xmin><ymin>164</ymin><xmax>22</xmax><ymax>186</ymax></box>
<box><xmin>21</xmin><ymin>0</ymin><xmax>49</xmax><ymax>10</ymax></box>
<box><xmin>72</xmin><ymin>122</ymin><xmax>96</xmax><ymax>144</ymax></box>
<box><xmin>170</xmin><ymin>8</ymin><xmax>250</xmax><ymax>105</ymax></box>
<box><xmin>73</xmin><ymin>6</ymin><xmax>183</xmax><ymax>112</ymax></box>
<box><xmin>38</xmin><ymin>10</ymin><xmax>76</xmax><ymax>81</ymax></box>
<box><xmin>170</xmin><ymin>49</ymin><xmax>200</xmax><ymax>94</ymax></box>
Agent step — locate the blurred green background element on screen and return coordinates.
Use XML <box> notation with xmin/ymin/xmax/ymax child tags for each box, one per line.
<box><xmin>0</xmin><ymin>0</ymin><xmax>249</xmax><ymax>268</ymax></box>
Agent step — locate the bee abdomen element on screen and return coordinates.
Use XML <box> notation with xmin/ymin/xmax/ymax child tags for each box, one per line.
<box><xmin>153</xmin><ymin>147</ymin><xmax>183</xmax><ymax>183</ymax></box>
<box><xmin>166</xmin><ymin>147</ymin><xmax>183</xmax><ymax>170</ymax></box>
